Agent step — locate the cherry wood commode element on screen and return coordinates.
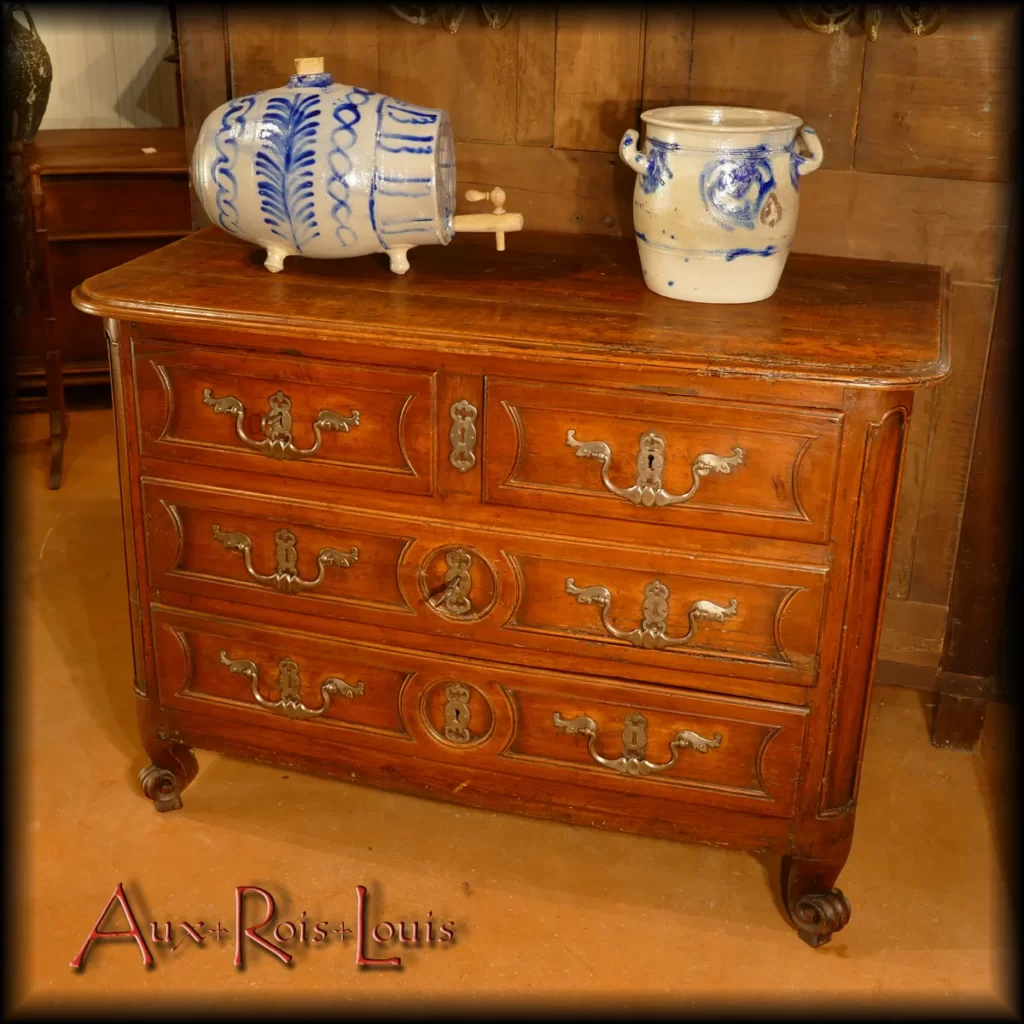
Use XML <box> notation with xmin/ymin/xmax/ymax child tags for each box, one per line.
<box><xmin>73</xmin><ymin>228</ymin><xmax>947</xmax><ymax>948</ymax></box>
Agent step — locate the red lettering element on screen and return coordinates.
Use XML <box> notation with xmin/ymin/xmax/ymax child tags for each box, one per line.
<box><xmin>439</xmin><ymin>921</ymin><xmax>455</xmax><ymax>942</ymax></box>
<box><xmin>150</xmin><ymin>922</ymin><xmax>171</xmax><ymax>944</ymax></box>
<box><xmin>234</xmin><ymin>886</ymin><xmax>291</xmax><ymax>967</ymax></box>
<box><xmin>397</xmin><ymin>921</ymin><xmax>419</xmax><ymax>944</ymax></box>
<box><xmin>172</xmin><ymin>921</ymin><xmax>205</xmax><ymax>952</ymax></box>
<box><xmin>70</xmin><ymin>883</ymin><xmax>152</xmax><ymax>968</ymax></box>
<box><xmin>354</xmin><ymin>886</ymin><xmax>400</xmax><ymax>968</ymax></box>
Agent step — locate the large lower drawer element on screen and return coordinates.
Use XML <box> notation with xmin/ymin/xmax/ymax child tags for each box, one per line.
<box><xmin>151</xmin><ymin>605</ymin><xmax>809</xmax><ymax>818</ymax></box>
<box><xmin>142</xmin><ymin>478</ymin><xmax>828</xmax><ymax>688</ymax></box>
<box><xmin>483</xmin><ymin>377</ymin><xmax>844</xmax><ymax>544</ymax></box>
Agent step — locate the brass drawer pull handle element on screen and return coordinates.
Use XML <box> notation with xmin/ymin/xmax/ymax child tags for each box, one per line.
<box><xmin>212</xmin><ymin>525</ymin><xmax>358</xmax><ymax>594</ymax></box>
<box><xmin>553</xmin><ymin>710</ymin><xmax>721</xmax><ymax>777</ymax></box>
<box><xmin>566</xmin><ymin>429</ymin><xmax>744</xmax><ymax>507</ymax></box>
<box><xmin>449</xmin><ymin>400</ymin><xmax>478</xmax><ymax>473</ymax></box>
<box><xmin>219</xmin><ymin>650</ymin><xmax>364</xmax><ymax>720</ymax></box>
<box><xmin>427</xmin><ymin>548</ymin><xmax>473</xmax><ymax>616</ymax></box>
<box><xmin>565</xmin><ymin>577</ymin><xmax>738</xmax><ymax>650</ymax></box>
<box><xmin>203</xmin><ymin>388</ymin><xmax>359</xmax><ymax>460</ymax></box>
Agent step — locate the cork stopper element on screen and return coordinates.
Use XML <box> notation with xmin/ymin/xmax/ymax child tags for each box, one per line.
<box><xmin>294</xmin><ymin>57</ymin><xmax>324</xmax><ymax>75</ymax></box>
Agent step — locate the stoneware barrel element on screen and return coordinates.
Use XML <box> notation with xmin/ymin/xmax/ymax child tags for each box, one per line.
<box><xmin>620</xmin><ymin>106</ymin><xmax>824</xmax><ymax>303</ymax></box>
<box><xmin>192</xmin><ymin>59</ymin><xmax>521</xmax><ymax>275</ymax></box>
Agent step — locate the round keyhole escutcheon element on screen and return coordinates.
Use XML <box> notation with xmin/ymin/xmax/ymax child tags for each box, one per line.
<box><xmin>418</xmin><ymin>545</ymin><xmax>499</xmax><ymax>622</ymax></box>
<box><xmin>420</xmin><ymin>680</ymin><xmax>495</xmax><ymax>748</ymax></box>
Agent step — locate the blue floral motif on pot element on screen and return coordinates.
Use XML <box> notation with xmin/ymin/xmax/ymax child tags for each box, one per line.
<box><xmin>327</xmin><ymin>85</ymin><xmax>376</xmax><ymax>246</ymax></box>
<box><xmin>211</xmin><ymin>95</ymin><xmax>256</xmax><ymax>235</ymax></box>
<box><xmin>256</xmin><ymin>92</ymin><xmax>322</xmax><ymax>252</ymax></box>
<box><xmin>698</xmin><ymin>145</ymin><xmax>776</xmax><ymax>231</ymax></box>
<box><xmin>640</xmin><ymin>139</ymin><xmax>679</xmax><ymax>195</ymax></box>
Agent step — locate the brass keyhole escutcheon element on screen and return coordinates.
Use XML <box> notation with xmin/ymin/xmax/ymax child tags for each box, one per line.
<box><xmin>419</xmin><ymin>545</ymin><xmax>499</xmax><ymax>623</ymax></box>
<box><xmin>420</xmin><ymin>680</ymin><xmax>496</xmax><ymax>749</ymax></box>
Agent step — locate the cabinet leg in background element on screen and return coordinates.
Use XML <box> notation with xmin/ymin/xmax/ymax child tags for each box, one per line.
<box><xmin>931</xmin><ymin>691</ymin><xmax>987</xmax><ymax>752</ymax></box>
<box><xmin>44</xmin><ymin>345</ymin><xmax>65</xmax><ymax>489</ymax></box>
<box><xmin>781</xmin><ymin>855</ymin><xmax>852</xmax><ymax>948</ymax></box>
<box><xmin>139</xmin><ymin>738</ymin><xmax>199</xmax><ymax>812</ymax></box>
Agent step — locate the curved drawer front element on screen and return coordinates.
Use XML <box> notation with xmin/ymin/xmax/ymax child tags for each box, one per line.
<box><xmin>150</xmin><ymin>605</ymin><xmax>808</xmax><ymax>818</ymax></box>
<box><xmin>142</xmin><ymin>479</ymin><xmax>827</xmax><ymax>688</ymax></box>
<box><xmin>132</xmin><ymin>339</ymin><xmax>437</xmax><ymax>495</ymax></box>
<box><xmin>483</xmin><ymin>378</ymin><xmax>843</xmax><ymax>543</ymax></box>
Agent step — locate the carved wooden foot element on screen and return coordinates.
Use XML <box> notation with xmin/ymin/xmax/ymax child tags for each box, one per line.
<box><xmin>139</xmin><ymin>741</ymin><xmax>198</xmax><ymax>812</ymax></box>
<box><xmin>781</xmin><ymin>855</ymin><xmax>852</xmax><ymax>948</ymax></box>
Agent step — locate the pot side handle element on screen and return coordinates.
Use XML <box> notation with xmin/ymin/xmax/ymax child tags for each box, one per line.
<box><xmin>796</xmin><ymin>126</ymin><xmax>824</xmax><ymax>177</ymax></box>
<box><xmin>619</xmin><ymin>129</ymin><xmax>647</xmax><ymax>173</ymax></box>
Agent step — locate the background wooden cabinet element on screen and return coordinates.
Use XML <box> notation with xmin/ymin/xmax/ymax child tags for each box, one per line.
<box><xmin>15</xmin><ymin>127</ymin><xmax>191</xmax><ymax>396</ymax></box>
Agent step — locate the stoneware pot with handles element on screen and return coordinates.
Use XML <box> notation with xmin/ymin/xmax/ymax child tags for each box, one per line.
<box><xmin>620</xmin><ymin>106</ymin><xmax>824</xmax><ymax>303</ymax></box>
<box><xmin>192</xmin><ymin>57</ymin><xmax>523</xmax><ymax>274</ymax></box>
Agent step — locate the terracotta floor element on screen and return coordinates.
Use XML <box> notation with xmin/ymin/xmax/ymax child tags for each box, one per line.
<box><xmin>9</xmin><ymin>407</ymin><xmax>1017</xmax><ymax>1015</ymax></box>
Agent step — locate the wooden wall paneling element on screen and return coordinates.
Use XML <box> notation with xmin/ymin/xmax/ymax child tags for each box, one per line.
<box><xmin>226</xmin><ymin>8</ymin><xmax>380</xmax><ymax>100</ymax></box>
<box><xmin>877</xmin><ymin>598</ymin><xmax>947</xmax><ymax>668</ymax></box>
<box><xmin>793</xmin><ymin>170</ymin><xmax>1012</xmax><ymax>284</ymax></box>
<box><xmin>907</xmin><ymin>282</ymin><xmax>998</xmax><ymax>606</ymax></box>
<box><xmin>552</xmin><ymin>7</ymin><xmax>645</xmax><ymax>152</ymax></box>
<box><xmin>639</xmin><ymin>7</ymin><xmax>694</xmax><ymax>112</ymax></box>
<box><xmin>937</xmin><ymin>201</ymin><xmax>1017</xmax><ymax>693</ymax></box>
<box><xmin>177</xmin><ymin>5</ymin><xmax>230</xmax><ymax>229</ymax></box>
<box><xmin>456</xmin><ymin>142</ymin><xmax>633</xmax><ymax>237</ymax></box>
<box><xmin>855</xmin><ymin>7</ymin><xmax>1019</xmax><ymax>182</ymax></box>
<box><xmin>683</xmin><ymin>8</ymin><xmax>866</xmax><ymax>169</ymax></box>
<box><xmin>374</xmin><ymin>9</ymin><xmax>519</xmax><ymax>144</ymax></box>
<box><xmin>516</xmin><ymin>7</ymin><xmax>557</xmax><ymax>146</ymax></box>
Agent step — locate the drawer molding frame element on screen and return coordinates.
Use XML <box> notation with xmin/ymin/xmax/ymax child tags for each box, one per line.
<box><xmin>162</xmin><ymin>620</ymin><xmax>414</xmax><ymax>740</ymax></box>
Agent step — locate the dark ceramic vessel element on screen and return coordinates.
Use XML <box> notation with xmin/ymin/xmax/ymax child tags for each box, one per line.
<box><xmin>3</xmin><ymin>4</ymin><xmax>53</xmax><ymax>143</ymax></box>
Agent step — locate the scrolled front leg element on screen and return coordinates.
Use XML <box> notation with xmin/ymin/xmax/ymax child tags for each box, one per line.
<box><xmin>781</xmin><ymin>855</ymin><xmax>852</xmax><ymax>948</ymax></box>
<box><xmin>139</xmin><ymin>739</ymin><xmax>199</xmax><ymax>813</ymax></box>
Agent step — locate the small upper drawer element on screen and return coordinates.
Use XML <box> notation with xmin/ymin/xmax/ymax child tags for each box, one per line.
<box><xmin>483</xmin><ymin>379</ymin><xmax>843</xmax><ymax>543</ymax></box>
<box><xmin>132</xmin><ymin>340</ymin><xmax>437</xmax><ymax>495</ymax></box>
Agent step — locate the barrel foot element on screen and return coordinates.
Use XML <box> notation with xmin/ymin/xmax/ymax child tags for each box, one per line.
<box><xmin>264</xmin><ymin>246</ymin><xmax>292</xmax><ymax>273</ymax></box>
<box><xmin>387</xmin><ymin>247</ymin><xmax>412</xmax><ymax>275</ymax></box>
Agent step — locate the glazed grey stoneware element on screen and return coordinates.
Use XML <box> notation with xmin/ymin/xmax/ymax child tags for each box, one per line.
<box><xmin>620</xmin><ymin>106</ymin><xmax>824</xmax><ymax>303</ymax></box>
<box><xmin>192</xmin><ymin>58</ymin><xmax>522</xmax><ymax>274</ymax></box>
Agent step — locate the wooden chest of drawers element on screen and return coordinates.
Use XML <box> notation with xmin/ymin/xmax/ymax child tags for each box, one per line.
<box><xmin>73</xmin><ymin>228</ymin><xmax>946</xmax><ymax>947</ymax></box>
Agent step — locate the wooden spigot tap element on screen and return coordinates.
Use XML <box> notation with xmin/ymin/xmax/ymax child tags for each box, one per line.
<box><xmin>451</xmin><ymin>187</ymin><xmax>523</xmax><ymax>251</ymax></box>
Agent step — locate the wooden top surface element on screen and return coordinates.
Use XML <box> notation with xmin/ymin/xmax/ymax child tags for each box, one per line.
<box><xmin>73</xmin><ymin>226</ymin><xmax>948</xmax><ymax>387</ymax></box>
<box><xmin>26</xmin><ymin>128</ymin><xmax>188</xmax><ymax>175</ymax></box>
